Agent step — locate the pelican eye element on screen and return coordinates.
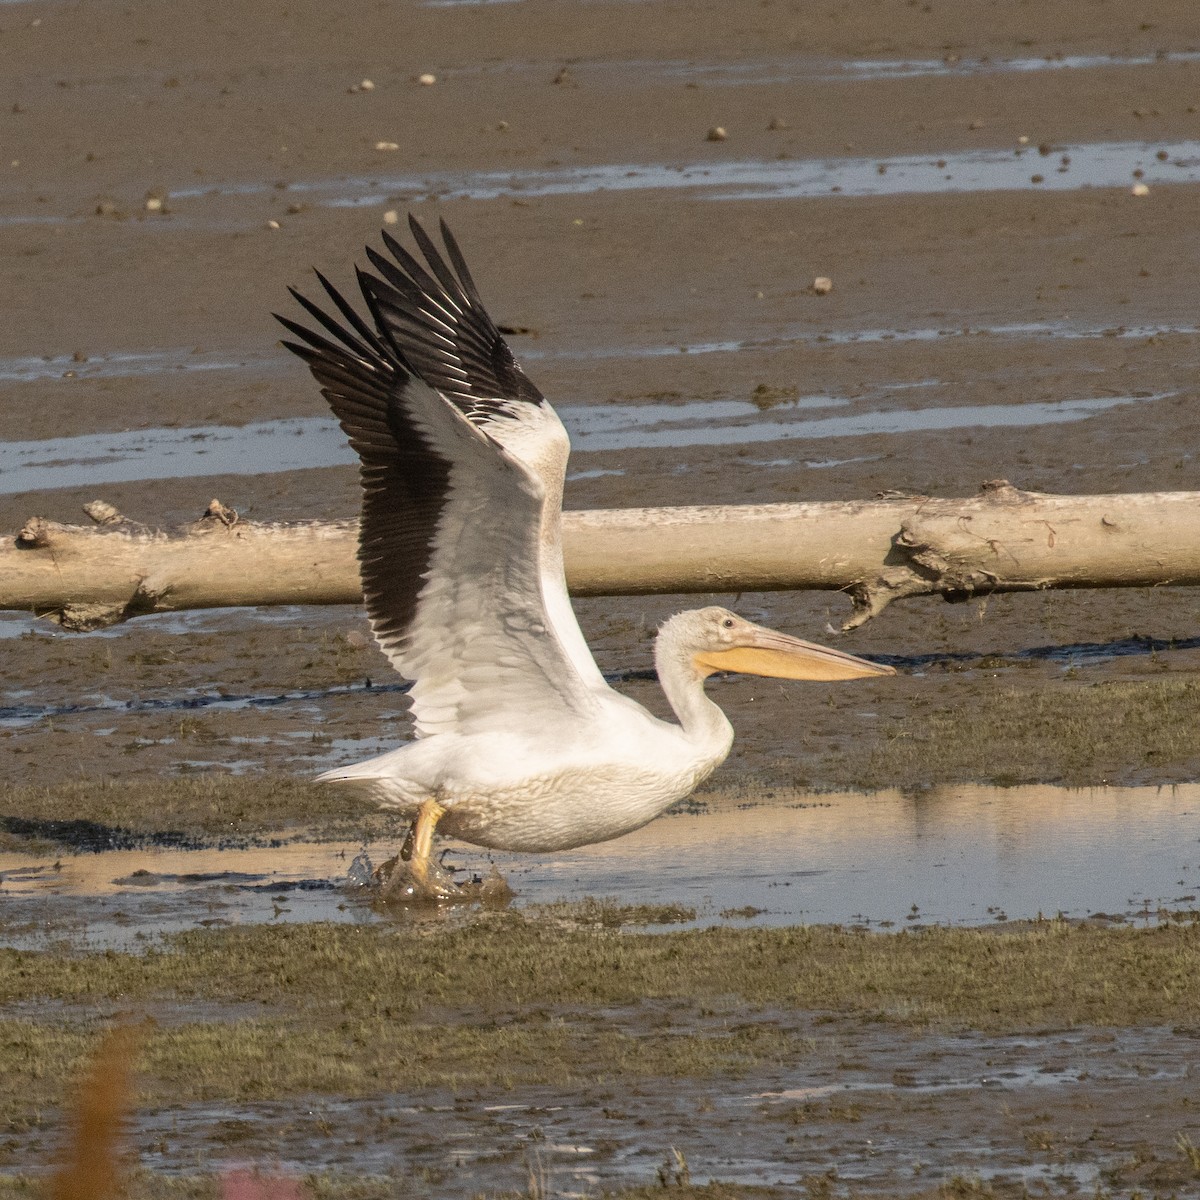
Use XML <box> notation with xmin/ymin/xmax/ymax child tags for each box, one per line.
<box><xmin>721</xmin><ymin>617</ymin><xmax>735</xmax><ymax>628</ymax></box>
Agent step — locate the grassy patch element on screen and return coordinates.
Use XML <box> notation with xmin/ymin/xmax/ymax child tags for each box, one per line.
<box><xmin>839</xmin><ymin>677</ymin><xmax>1200</xmax><ymax>789</ymax></box>
<box><xmin>0</xmin><ymin>1010</ymin><xmax>807</xmax><ymax>1122</ymax></box>
<box><xmin>529</xmin><ymin>896</ymin><xmax>698</xmax><ymax>927</ymax></box>
<box><xmin>0</xmin><ymin>1174</ymin><xmax>219</xmax><ymax>1200</ymax></box>
<box><xmin>0</xmin><ymin>1177</ymin><xmax>1047</xmax><ymax>1200</ymax></box>
<box><xmin>4</xmin><ymin>917</ymin><xmax>1198</xmax><ymax>1028</ymax></box>
<box><xmin>0</xmin><ymin>917</ymin><xmax>1196</xmax><ymax>1125</ymax></box>
<box><xmin>0</xmin><ymin>775</ymin><xmax>397</xmax><ymax>852</ymax></box>
<box><xmin>0</xmin><ymin>1164</ymin><xmax>1179</xmax><ymax>1200</ymax></box>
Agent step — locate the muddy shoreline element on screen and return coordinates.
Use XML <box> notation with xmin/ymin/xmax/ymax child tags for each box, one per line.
<box><xmin>3</xmin><ymin>594</ymin><xmax>1199</xmax><ymax>802</ymax></box>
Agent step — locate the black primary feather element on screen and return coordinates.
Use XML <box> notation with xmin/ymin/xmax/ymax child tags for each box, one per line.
<box><xmin>275</xmin><ymin>215</ymin><xmax>544</xmax><ymax>652</ymax></box>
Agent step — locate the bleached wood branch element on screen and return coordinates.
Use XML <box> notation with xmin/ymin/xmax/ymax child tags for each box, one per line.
<box><xmin>2</xmin><ymin>484</ymin><xmax>1197</xmax><ymax>632</ymax></box>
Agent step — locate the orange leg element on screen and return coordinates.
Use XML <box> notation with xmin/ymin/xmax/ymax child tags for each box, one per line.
<box><xmin>382</xmin><ymin>798</ymin><xmax>457</xmax><ymax>900</ymax></box>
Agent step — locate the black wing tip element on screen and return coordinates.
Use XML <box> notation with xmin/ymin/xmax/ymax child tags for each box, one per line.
<box><xmin>281</xmin><ymin>210</ymin><xmax>546</xmax><ymax>411</ymax></box>
<box><xmin>283</xmin><ymin>209</ymin><xmax>465</xmax><ymax>327</ymax></box>
<box><xmin>407</xmin><ymin>210</ymin><xmax>431</xmax><ymax>243</ymax></box>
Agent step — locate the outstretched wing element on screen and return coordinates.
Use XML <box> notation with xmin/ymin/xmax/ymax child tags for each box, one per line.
<box><xmin>276</xmin><ymin>215</ymin><xmax>607</xmax><ymax>739</ymax></box>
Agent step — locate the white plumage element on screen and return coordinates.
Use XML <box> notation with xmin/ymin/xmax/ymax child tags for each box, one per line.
<box><xmin>278</xmin><ymin>216</ymin><xmax>893</xmax><ymax>896</ymax></box>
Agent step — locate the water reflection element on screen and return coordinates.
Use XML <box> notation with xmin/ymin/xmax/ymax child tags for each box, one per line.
<box><xmin>2</xmin><ymin>783</ymin><xmax>1196</xmax><ymax>951</ymax></box>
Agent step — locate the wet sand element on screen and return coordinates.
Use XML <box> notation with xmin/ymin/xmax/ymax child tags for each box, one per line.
<box><xmin>3</xmin><ymin>0</ymin><xmax>1200</xmax><ymax>1193</ymax></box>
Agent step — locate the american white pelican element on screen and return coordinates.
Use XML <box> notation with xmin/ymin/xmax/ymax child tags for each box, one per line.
<box><xmin>278</xmin><ymin>216</ymin><xmax>894</xmax><ymax>899</ymax></box>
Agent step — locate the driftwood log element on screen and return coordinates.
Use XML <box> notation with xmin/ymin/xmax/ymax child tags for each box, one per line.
<box><xmin>2</xmin><ymin>484</ymin><xmax>1197</xmax><ymax>632</ymax></box>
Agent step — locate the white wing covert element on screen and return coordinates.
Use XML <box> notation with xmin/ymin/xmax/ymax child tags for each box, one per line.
<box><xmin>277</xmin><ymin>216</ymin><xmax>604</xmax><ymax>739</ymax></box>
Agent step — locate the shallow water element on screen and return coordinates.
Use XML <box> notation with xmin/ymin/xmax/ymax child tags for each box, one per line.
<box><xmin>0</xmin><ymin>389</ymin><xmax>1170</xmax><ymax>492</ymax></box>
<box><xmin>157</xmin><ymin>137</ymin><xmax>1200</xmax><ymax>210</ymax></box>
<box><xmin>2</xmin><ymin>783</ymin><xmax>1196</xmax><ymax>952</ymax></box>
<box><xmin>0</xmin><ymin>316</ymin><xmax>1188</xmax><ymax>382</ymax></box>
<box><xmin>542</xmin><ymin>318</ymin><xmax>1200</xmax><ymax>361</ymax></box>
<box><xmin>118</xmin><ymin>1026</ymin><xmax>1185</xmax><ymax>1194</ymax></box>
<box><xmin>5</xmin><ymin>138</ymin><xmax>1190</xmax><ymax>231</ymax></box>
<box><xmin>0</xmin><ymin>415</ymin><xmax>352</xmax><ymax>493</ymax></box>
<box><xmin>570</xmin><ymin>394</ymin><xmax>1165</xmax><ymax>452</ymax></box>
<box><xmin>0</xmin><ymin>348</ymin><xmax>260</xmax><ymax>383</ymax></box>
<box><xmin>673</xmin><ymin>50</ymin><xmax>1200</xmax><ymax>86</ymax></box>
<box><xmin>837</xmin><ymin>49</ymin><xmax>1200</xmax><ymax>81</ymax></box>
<box><xmin>0</xmin><ymin>1016</ymin><xmax>1182</xmax><ymax>1194</ymax></box>
<box><xmin>0</xmin><ymin>602</ymin><xmax>319</xmax><ymax>642</ymax></box>
<box><xmin>444</xmin><ymin>50</ymin><xmax>1200</xmax><ymax>86</ymax></box>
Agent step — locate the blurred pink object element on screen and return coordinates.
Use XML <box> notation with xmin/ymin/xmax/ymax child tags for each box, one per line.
<box><xmin>221</xmin><ymin>1169</ymin><xmax>304</xmax><ymax>1200</ymax></box>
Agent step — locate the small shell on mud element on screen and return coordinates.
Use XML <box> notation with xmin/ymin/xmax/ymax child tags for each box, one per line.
<box><xmin>266</xmin><ymin>219</ymin><xmax>281</xmax><ymax>230</ymax></box>
<box><xmin>383</xmin><ymin>209</ymin><xmax>399</xmax><ymax>225</ymax></box>
<box><xmin>706</xmin><ymin>126</ymin><xmax>727</xmax><ymax>142</ymax></box>
<box><xmin>1131</xmin><ymin>182</ymin><xmax>1150</xmax><ymax>196</ymax></box>
<box><xmin>417</xmin><ymin>73</ymin><xmax>437</xmax><ymax>86</ymax></box>
<box><xmin>374</xmin><ymin>141</ymin><xmax>400</xmax><ymax>151</ymax></box>
<box><xmin>812</xmin><ymin>276</ymin><xmax>833</xmax><ymax>295</ymax></box>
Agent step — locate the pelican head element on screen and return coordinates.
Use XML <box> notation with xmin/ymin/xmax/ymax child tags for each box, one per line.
<box><xmin>661</xmin><ymin>606</ymin><xmax>895</xmax><ymax>682</ymax></box>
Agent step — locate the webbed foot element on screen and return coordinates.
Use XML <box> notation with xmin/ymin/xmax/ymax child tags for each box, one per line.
<box><xmin>377</xmin><ymin>797</ymin><xmax>462</xmax><ymax>902</ymax></box>
<box><xmin>379</xmin><ymin>851</ymin><xmax>461</xmax><ymax>901</ymax></box>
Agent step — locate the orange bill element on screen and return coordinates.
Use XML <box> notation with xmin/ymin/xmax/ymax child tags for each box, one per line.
<box><xmin>695</xmin><ymin>629</ymin><xmax>895</xmax><ymax>681</ymax></box>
